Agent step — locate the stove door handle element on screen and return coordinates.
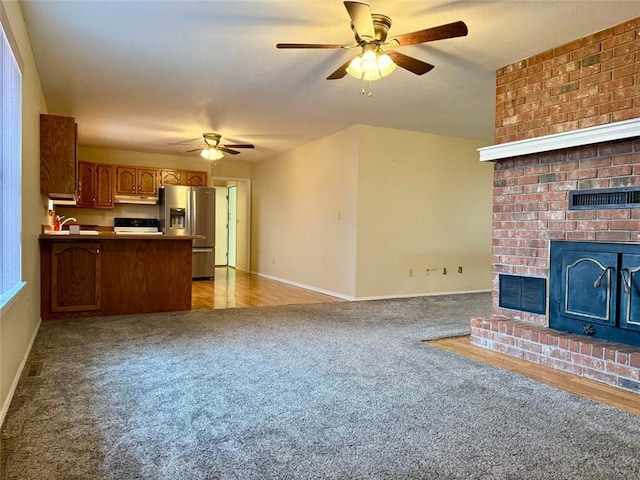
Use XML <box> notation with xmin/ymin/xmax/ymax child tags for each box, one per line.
<box><xmin>621</xmin><ymin>268</ymin><xmax>632</xmax><ymax>295</ymax></box>
<box><xmin>594</xmin><ymin>266</ymin><xmax>614</xmax><ymax>289</ymax></box>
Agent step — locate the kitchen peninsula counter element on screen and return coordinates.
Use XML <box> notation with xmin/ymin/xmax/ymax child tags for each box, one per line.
<box><xmin>39</xmin><ymin>233</ymin><xmax>201</xmax><ymax>240</ymax></box>
<box><xmin>40</xmin><ymin>234</ymin><xmax>195</xmax><ymax>320</ymax></box>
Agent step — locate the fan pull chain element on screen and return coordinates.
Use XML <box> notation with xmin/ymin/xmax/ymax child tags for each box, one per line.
<box><xmin>360</xmin><ymin>75</ymin><xmax>373</xmax><ymax>97</ymax></box>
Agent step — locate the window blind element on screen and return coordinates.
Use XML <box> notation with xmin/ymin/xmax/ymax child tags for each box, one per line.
<box><xmin>0</xmin><ymin>22</ymin><xmax>22</xmax><ymax>298</ymax></box>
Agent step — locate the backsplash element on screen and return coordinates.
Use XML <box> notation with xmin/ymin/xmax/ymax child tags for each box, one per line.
<box><xmin>54</xmin><ymin>204</ymin><xmax>160</xmax><ymax>228</ymax></box>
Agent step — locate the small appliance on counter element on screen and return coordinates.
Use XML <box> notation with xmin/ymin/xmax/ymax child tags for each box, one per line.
<box><xmin>159</xmin><ymin>186</ymin><xmax>215</xmax><ymax>279</ymax></box>
<box><xmin>113</xmin><ymin>217</ymin><xmax>162</xmax><ymax>235</ymax></box>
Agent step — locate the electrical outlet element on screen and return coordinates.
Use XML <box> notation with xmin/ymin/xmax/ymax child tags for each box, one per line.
<box><xmin>409</xmin><ymin>268</ymin><xmax>414</xmax><ymax>277</ymax></box>
<box><xmin>458</xmin><ymin>266</ymin><xmax>463</xmax><ymax>273</ymax></box>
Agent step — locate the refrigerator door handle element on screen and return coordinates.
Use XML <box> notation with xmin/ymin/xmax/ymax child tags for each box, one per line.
<box><xmin>190</xmin><ymin>189</ymin><xmax>196</xmax><ymax>236</ymax></box>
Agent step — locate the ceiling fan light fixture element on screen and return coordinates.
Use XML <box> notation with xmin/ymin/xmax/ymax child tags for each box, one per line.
<box><xmin>377</xmin><ymin>53</ymin><xmax>396</xmax><ymax>76</ymax></box>
<box><xmin>346</xmin><ymin>50</ymin><xmax>396</xmax><ymax>81</ymax></box>
<box><xmin>360</xmin><ymin>49</ymin><xmax>378</xmax><ymax>72</ymax></box>
<box><xmin>201</xmin><ymin>147</ymin><xmax>224</xmax><ymax>161</ymax></box>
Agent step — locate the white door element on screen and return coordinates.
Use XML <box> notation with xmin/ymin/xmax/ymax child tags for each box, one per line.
<box><xmin>215</xmin><ymin>187</ymin><xmax>229</xmax><ymax>265</ymax></box>
<box><xmin>228</xmin><ymin>185</ymin><xmax>237</xmax><ymax>268</ymax></box>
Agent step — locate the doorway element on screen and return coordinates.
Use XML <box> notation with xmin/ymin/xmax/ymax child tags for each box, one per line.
<box><xmin>215</xmin><ymin>187</ymin><xmax>229</xmax><ymax>266</ymax></box>
<box><xmin>211</xmin><ymin>177</ymin><xmax>251</xmax><ymax>271</ymax></box>
<box><xmin>228</xmin><ymin>185</ymin><xmax>237</xmax><ymax>268</ymax></box>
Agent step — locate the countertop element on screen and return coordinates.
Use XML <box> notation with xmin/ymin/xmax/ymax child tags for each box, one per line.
<box><xmin>39</xmin><ymin>232</ymin><xmax>201</xmax><ymax>240</ymax></box>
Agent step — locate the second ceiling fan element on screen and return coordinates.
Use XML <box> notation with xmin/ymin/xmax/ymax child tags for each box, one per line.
<box><xmin>187</xmin><ymin>133</ymin><xmax>254</xmax><ymax>160</ymax></box>
<box><xmin>276</xmin><ymin>1</ymin><xmax>468</xmax><ymax>83</ymax></box>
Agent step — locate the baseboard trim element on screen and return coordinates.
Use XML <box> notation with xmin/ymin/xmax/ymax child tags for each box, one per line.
<box><xmin>0</xmin><ymin>317</ymin><xmax>41</xmax><ymax>427</ymax></box>
<box><xmin>250</xmin><ymin>272</ymin><xmax>355</xmax><ymax>301</ymax></box>
<box><xmin>250</xmin><ymin>272</ymin><xmax>491</xmax><ymax>302</ymax></box>
<box><xmin>354</xmin><ymin>289</ymin><xmax>491</xmax><ymax>301</ymax></box>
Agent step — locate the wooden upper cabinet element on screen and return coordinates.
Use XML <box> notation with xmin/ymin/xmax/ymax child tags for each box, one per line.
<box><xmin>116</xmin><ymin>166</ymin><xmax>157</xmax><ymax>195</ymax></box>
<box><xmin>159</xmin><ymin>169</ymin><xmax>207</xmax><ymax>187</ymax></box>
<box><xmin>51</xmin><ymin>242</ymin><xmax>101</xmax><ymax>313</ymax></box>
<box><xmin>78</xmin><ymin>161</ymin><xmax>114</xmax><ymax>208</ymax></box>
<box><xmin>96</xmin><ymin>165</ymin><xmax>114</xmax><ymax>208</ymax></box>
<box><xmin>185</xmin><ymin>170</ymin><xmax>207</xmax><ymax>186</ymax></box>
<box><xmin>138</xmin><ymin>168</ymin><xmax>158</xmax><ymax>195</ymax></box>
<box><xmin>160</xmin><ymin>169</ymin><xmax>182</xmax><ymax>186</ymax></box>
<box><xmin>115</xmin><ymin>166</ymin><xmax>137</xmax><ymax>195</ymax></box>
<box><xmin>77</xmin><ymin>161</ymin><xmax>96</xmax><ymax>207</ymax></box>
<box><xmin>40</xmin><ymin>114</ymin><xmax>77</xmax><ymax>199</ymax></box>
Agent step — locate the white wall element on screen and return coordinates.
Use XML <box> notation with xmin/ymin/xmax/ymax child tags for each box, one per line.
<box><xmin>251</xmin><ymin>124</ymin><xmax>493</xmax><ymax>300</ymax></box>
<box><xmin>355</xmin><ymin>126</ymin><xmax>493</xmax><ymax>298</ymax></box>
<box><xmin>1</xmin><ymin>0</ymin><xmax>48</xmax><ymax>424</ymax></box>
<box><xmin>251</xmin><ymin>127</ymin><xmax>360</xmax><ymax>298</ymax></box>
<box><xmin>235</xmin><ymin>181</ymin><xmax>250</xmax><ymax>271</ymax></box>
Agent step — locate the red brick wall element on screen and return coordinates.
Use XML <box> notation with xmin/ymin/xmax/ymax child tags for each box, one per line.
<box><xmin>492</xmin><ymin>137</ymin><xmax>640</xmax><ymax>323</ymax></box>
<box><xmin>495</xmin><ymin>17</ymin><xmax>640</xmax><ymax>145</ymax></box>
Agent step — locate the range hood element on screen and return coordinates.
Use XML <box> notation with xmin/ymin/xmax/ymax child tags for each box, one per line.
<box><xmin>49</xmin><ymin>192</ymin><xmax>77</xmax><ymax>206</ymax></box>
<box><xmin>114</xmin><ymin>194</ymin><xmax>159</xmax><ymax>205</ymax></box>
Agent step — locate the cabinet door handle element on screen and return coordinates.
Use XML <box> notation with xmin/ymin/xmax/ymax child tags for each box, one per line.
<box><xmin>96</xmin><ymin>247</ymin><xmax>100</xmax><ymax>254</ymax></box>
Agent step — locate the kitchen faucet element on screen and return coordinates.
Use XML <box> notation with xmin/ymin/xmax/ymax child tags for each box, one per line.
<box><xmin>54</xmin><ymin>216</ymin><xmax>77</xmax><ymax>231</ymax></box>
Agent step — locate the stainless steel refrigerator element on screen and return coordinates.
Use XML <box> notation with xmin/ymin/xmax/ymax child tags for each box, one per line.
<box><xmin>159</xmin><ymin>185</ymin><xmax>215</xmax><ymax>279</ymax></box>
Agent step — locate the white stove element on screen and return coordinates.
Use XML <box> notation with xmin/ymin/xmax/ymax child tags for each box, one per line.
<box><xmin>113</xmin><ymin>217</ymin><xmax>163</xmax><ymax>235</ymax></box>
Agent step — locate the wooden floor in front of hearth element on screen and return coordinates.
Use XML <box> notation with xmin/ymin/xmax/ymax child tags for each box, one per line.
<box><xmin>429</xmin><ymin>336</ymin><xmax>640</xmax><ymax>416</ymax></box>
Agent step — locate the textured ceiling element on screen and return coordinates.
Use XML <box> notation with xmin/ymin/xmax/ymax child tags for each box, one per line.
<box><xmin>20</xmin><ymin>0</ymin><xmax>640</xmax><ymax>163</ymax></box>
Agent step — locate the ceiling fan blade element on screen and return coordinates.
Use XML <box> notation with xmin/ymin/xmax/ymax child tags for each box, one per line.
<box><xmin>387</xmin><ymin>51</ymin><xmax>434</xmax><ymax>75</ymax></box>
<box><xmin>223</xmin><ymin>144</ymin><xmax>255</xmax><ymax>149</ymax></box>
<box><xmin>186</xmin><ymin>148</ymin><xmax>202</xmax><ymax>153</ymax></box>
<box><xmin>218</xmin><ymin>147</ymin><xmax>241</xmax><ymax>155</ymax></box>
<box><xmin>326</xmin><ymin>55</ymin><xmax>357</xmax><ymax>80</ymax></box>
<box><xmin>344</xmin><ymin>1</ymin><xmax>375</xmax><ymax>42</ymax></box>
<box><xmin>392</xmin><ymin>20</ymin><xmax>468</xmax><ymax>46</ymax></box>
<box><xmin>276</xmin><ymin>43</ymin><xmax>346</xmax><ymax>49</ymax></box>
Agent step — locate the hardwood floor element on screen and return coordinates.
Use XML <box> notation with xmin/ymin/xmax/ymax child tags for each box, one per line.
<box><xmin>192</xmin><ymin>267</ymin><xmax>344</xmax><ymax>309</ymax></box>
<box><xmin>192</xmin><ymin>268</ymin><xmax>638</xmax><ymax>415</ymax></box>
<box><xmin>429</xmin><ymin>336</ymin><xmax>640</xmax><ymax>416</ymax></box>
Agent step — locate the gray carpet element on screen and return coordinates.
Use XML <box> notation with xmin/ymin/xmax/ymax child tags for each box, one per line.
<box><xmin>2</xmin><ymin>293</ymin><xmax>640</xmax><ymax>479</ymax></box>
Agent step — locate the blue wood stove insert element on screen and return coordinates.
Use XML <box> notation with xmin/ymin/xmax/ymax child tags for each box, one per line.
<box><xmin>549</xmin><ymin>241</ymin><xmax>640</xmax><ymax>348</ymax></box>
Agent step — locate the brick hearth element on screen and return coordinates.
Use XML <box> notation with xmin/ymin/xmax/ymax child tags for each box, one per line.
<box><xmin>470</xmin><ymin>317</ymin><xmax>640</xmax><ymax>392</ymax></box>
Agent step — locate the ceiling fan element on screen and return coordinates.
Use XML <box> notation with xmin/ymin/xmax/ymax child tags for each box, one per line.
<box><xmin>185</xmin><ymin>133</ymin><xmax>255</xmax><ymax>160</ymax></box>
<box><xmin>276</xmin><ymin>1</ymin><xmax>467</xmax><ymax>86</ymax></box>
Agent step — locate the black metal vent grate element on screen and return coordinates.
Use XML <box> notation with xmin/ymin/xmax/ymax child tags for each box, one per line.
<box><xmin>569</xmin><ymin>187</ymin><xmax>640</xmax><ymax>210</ymax></box>
<box><xmin>499</xmin><ymin>275</ymin><xmax>546</xmax><ymax>314</ymax></box>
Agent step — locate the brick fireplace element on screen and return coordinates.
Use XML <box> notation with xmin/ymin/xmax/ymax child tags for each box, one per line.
<box><xmin>470</xmin><ymin>17</ymin><xmax>640</xmax><ymax>393</ymax></box>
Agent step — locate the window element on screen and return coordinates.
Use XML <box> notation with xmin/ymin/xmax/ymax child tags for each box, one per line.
<box><xmin>0</xmin><ymin>5</ymin><xmax>23</xmax><ymax>307</ymax></box>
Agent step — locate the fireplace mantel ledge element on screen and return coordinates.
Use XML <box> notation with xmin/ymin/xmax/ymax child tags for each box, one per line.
<box><xmin>478</xmin><ymin>118</ymin><xmax>640</xmax><ymax>162</ymax></box>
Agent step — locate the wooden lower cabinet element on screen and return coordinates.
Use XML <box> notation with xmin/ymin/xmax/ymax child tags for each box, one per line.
<box><xmin>51</xmin><ymin>242</ymin><xmax>101</xmax><ymax>312</ymax></box>
<box><xmin>40</xmin><ymin>237</ymin><xmax>192</xmax><ymax>320</ymax></box>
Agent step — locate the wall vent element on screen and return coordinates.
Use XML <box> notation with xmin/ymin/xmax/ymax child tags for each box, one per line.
<box><xmin>499</xmin><ymin>275</ymin><xmax>546</xmax><ymax>314</ymax></box>
<box><xmin>569</xmin><ymin>187</ymin><xmax>640</xmax><ymax>210</ymax></box>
